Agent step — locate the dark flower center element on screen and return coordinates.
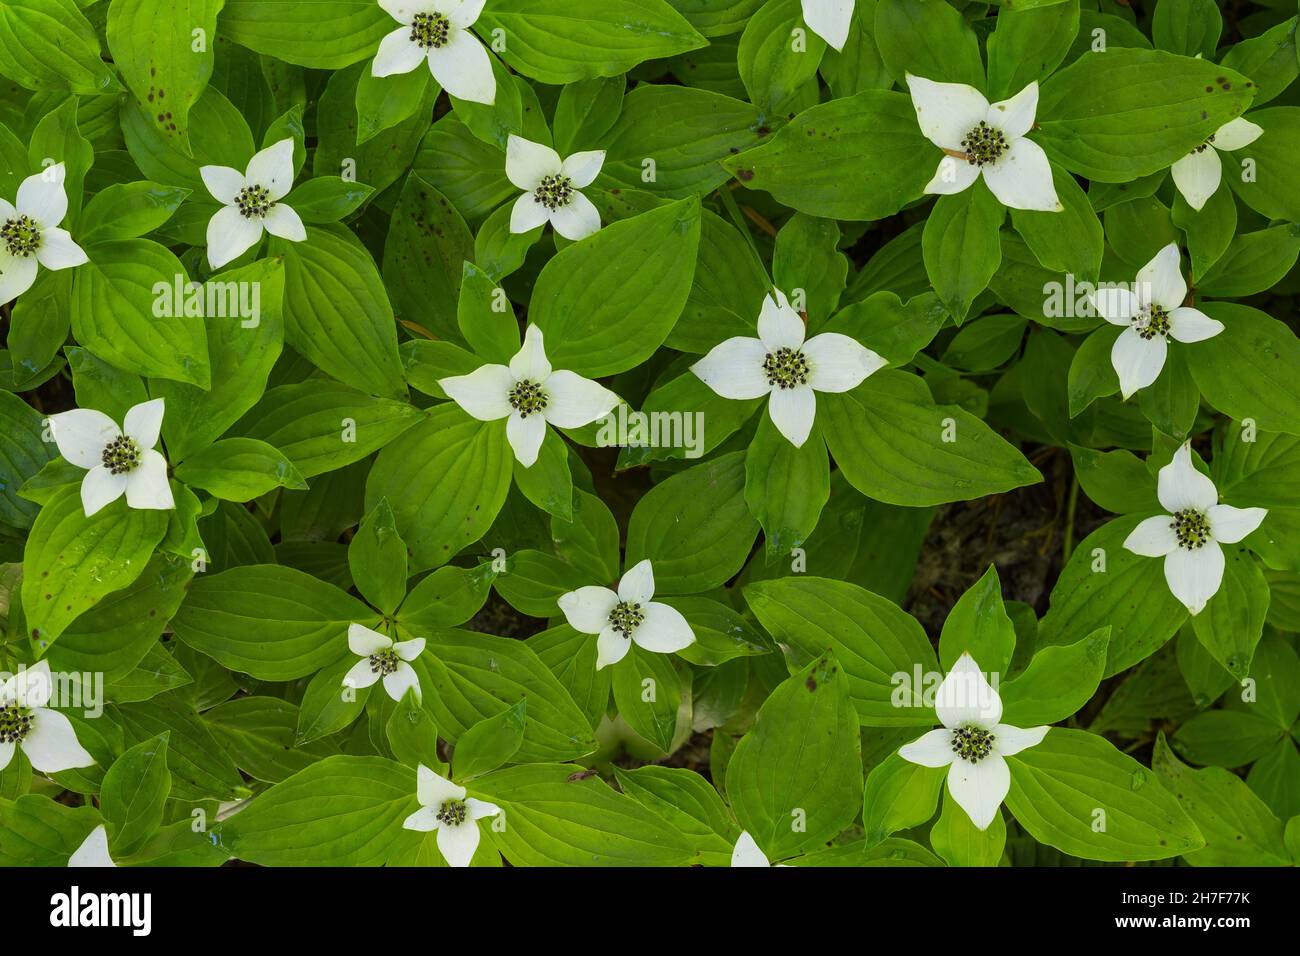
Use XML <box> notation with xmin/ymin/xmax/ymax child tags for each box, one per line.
<box><xmin>235</xmin><ymin>184</ymin><xmax>273</xmax><ymax>219</ymax></box>
<box><xmin>1136</xmin><ymin>304</ymin><xmax>1172</xmax><ymax>340</ymax></box>
<box><xmin>508</xmin><ymin>379</ymin><xmax>547</xmax><ymax>417</ymax></box>
<box><xmin>1191</xmin><ymin>133</ymin><xmax>1216</xmax><ymax>155</ymax></box>
<box><xmin>1</xmin><ymin>215</ymin><xmax>41</xmax><ymax>257</ymax></box>
<box><xmin>533</xmin><ymin>174</ymin><xmax>574</xmax><ymax>211</ymax></box>
<box><xmin>763</xmin><ymin>347</ymin><xmax>809</xmax><ymax>389</ymax></box>
<box><xmin>101</xmin><ymin>435</ymin><xmax>141</xmax><ymax>475</ymax></box>
<box><xmin>951</xmin><ymin>725</ymin><xmax>995</xmax><ymax>763</ymax></box>
<box><xmin>607</xmin><ymin>601</ymin><xmax>644</xmax><ymax>637</ymax></box>
<box><xmin>0</xmin><ymin>705</ymin><xmax>33</xmax><ymax>744</ymax></box>
<box><xmin>1171</xmin><ymin>509</ymin><xmax>1212</xmax><ymax>550</ymax></box>
<box><xmin>411</xmin><ymin>12</ymin><xmax>451</xmax><ymax>49</ymax></box>
<box><xmin>436</xmin><ymin>798</ymin><xmax>468</xmax><ymax>826</ymax></box>
<box><xmin>368</xmin><ymin>649</ymin><xmax>400</xmax><ymax>675</ymax></box>
<box><xmin>961</xmin><ymin>121</ymin><xmax>1008</xmax><ymax>167</ymax></box>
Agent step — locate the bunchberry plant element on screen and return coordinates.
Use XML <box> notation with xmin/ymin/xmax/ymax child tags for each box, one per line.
<box><xmin>0</xmin><ymin>0</ymin><xmax>1296</xmax><ymax>874</ymax></box>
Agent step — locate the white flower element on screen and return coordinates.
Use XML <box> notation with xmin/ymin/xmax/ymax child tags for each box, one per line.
<box><xmin>200</xmin><ymin>138</ymin><xmax>305</xmax><ymax>270</ymax></box>
<box><xmin>47</xmin><ymin>398</ymin><xmax>175</xmax><ymax>518</ymax></box>
<box><xmin>342</xmin><ymin>623</ymin><xmax>425</xmax><ymax>702</ymax></box>
<box><xmin>898</xmin><ymin>653</ymin><xmax>1047</xmax><ymax>831</ymax></box>
<box><xmin>373</xmin><ymin>0</ymin><xmax>495</xmax><ymax>105</ymax></box>
<box><xmin>505</xmin><ymin>135</ymin><xmax>605</xmax><ymax>241</ymax></box>
<box><xmin>402</xmin><ymin>764</ymin><xmax>501</xmax><ymax>866</ymax></box>
<box><xmin>68</xmin><ymin>825</ymin><xmax>115</xmax><ymax>867</ymax></box>
<box><xmin>1091</xmin><ymin>243</ymin><xmax>1224</xmax><ymax>400</ymax></box>
<box><xmin>1171</xmin><ymin>117</ymin><xmax>1263</xmax><ymax>211</ymax></box>
<box><xmin>0</xmin><ymin>163</ymin><xmax>87</xmax><ymax>304</ymax></box>
<box><xmin>438</xmin><ymin>324</ymin><xmax>619</xmax><ymax>468</ymax></box>
<box><xmin>691</xmin><ymin>288</ymin><xmax>885</xmax><ymax>448</ymax></box>
<box><xmin>1123</xmin><ymin>442</ymin><xmax>1267</xmax><ymax>615</ymax></box>
<box><xmin>801</xmin><ymin>0</ymin><xmax>854</xmax><ymax>51</ymax></box>
<box><xmin>0</xmin><ymin>661</ymin><xmax>94</xmax><ymax>776</ymax></box>
<box><xmin>908</xmin><ymin>75</ymin><xmax>1062</xmax><ymax>212</ymax></box>
<box><xmin>731</xmin><ymin>831</ymin><xmax>789</xmax><ymax>867</ymax></box>
<box><xmin>557</xmin><ymin>559</ymin><xmax>695</xmax><ymax>670</ymax></box>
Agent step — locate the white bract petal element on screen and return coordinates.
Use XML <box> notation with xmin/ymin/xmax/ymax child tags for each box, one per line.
<box><xmin>436</xmin><ymin>817</ymin><xmax>482</xmax><ymax>867</ymax></box>
<box><xmin>1207</xmin><ymin>504</ymin><xmax>1267</xmax><ymax>544</ymax></box>
<box><xmin>547</xmin><ymin>190</ymin><xmax>602</xmax><ymax>241</ymax></box>
<box><xmin>439</xmin><ymin>364</ymin><xmax>515</xmax><ymax>421</ymax></box>
<box><xmin>1167</xmin><ymin>307</ymin><xmax>1223</xmax><ymax>344</ymax></box>
<box><xmin>731</xmin><ymin>831</ymin><xmax>772</xmax><ymax>867</ymax></box>
<box><xmin>22</xmin><ymin>708</ymin><xmax>94</xmax><ymax>774</ymax></box>
<box><xmin>125</xmin><ymin>450</ymin><xmax>175</xmax><ymax>511</ymax></box>
<box><xmin>923</xmin><ymin>157</ymin><xmax>980</xmax><ymax>196</ymax></box>
<box><xmin>1092</xmin><ymin>285</ymin><xmax>1138</xmax><ymax>326</ymax></box>
<box><xmin>756</xmin><ymin>289</ymin><xmax>805</xmax><ymax>350</ymax></box>
<box><xmin>1210</xmin><ymin>116</ymin><xmax>1263</xmax><ymax>151</ymax></box>
<box><xmin>372</xmin><ymin>26</ymin><xmax>427</xmax><ymax>77</ymax></box>
<box><xmin>898</xmin><ymin>728</ymin><xmax>956</xmax><ymax>768</ymax></box>
<box><xmin>1136</xmin><ymin>243</ymin><xmax>1186</xmax><ymax>311</ymax></box>
<box><xmin>801</xmin><ymin>0</ymin><xmax>854</xmax><ymax>51</ymax></box>
<box><xmin>48</xmin><ymin>408</ymin><xmax>120</xmax><ymax>468</ymax></box>
<box><xmin>0</xmin><ymin>250</ymin><xmax>39</xmax><ymax>302</ymax></box>
<box><xmin>633</xmin><ymin>602</ymin><xmax>695</xmax><ymax>655</ymax></box>
<box><xmin>946</xmin><ymin>753</ymin><xmax>1010</xmax><ymax>830</ymax></box>
<box><xmin>35</xmin><ymin>228</ymin><xmax>87</xmax><ymax>270</ymax></box>
<box><xmin>617</xmin><ymin>559</ymin><xmax>655</xmax><ymax>604</ymax></box>
<box><xmin>1164</xmin><ymin>540</ymin><xmax>1225</xmax><ymax>615</ymax></box>
<box><xmin>1123</xmin><ymin>515</ymin><xmax>1179</xmax><ymax>557</ymax></box>
<box><xmin>986</xmin><ymin>82</ymin><xmax>1038</xmax><ymax>140</ymax></box>
<box><xmin>506</xmin><ymin>135</ymin><xmax>562</xmax><ymax>190</ymax></box>
<box><xmin>81</xmin><ymin>467</ymin><xmax>128</xmax><ymax>517</ymax></box>
<box><xmin>980</xmin><ymin>138</ymin><xmax>1061</xmax><ymax>212</ymax></box>
<box><xmin>124</xmin><ymin>398</ymin><xmax>165</xmax><ymax>449</ymax></box>
<box><xmin>595</xmin><ymin>626</ymin><xmax>631</xmax><ymax>670</ymax></box>
<box><xmin>767</xmin><ymin>386</ymin><xmax>817</xmax><ymax>448</ymax></box>
<box><xmin>540</xmin><ymin>370</ymin><xmax>618</xmax><ymax>429</ymax></box>
<box><xmin>509</xmin><ymin>192</ymin><xmax>549</xmax><ymax>233</ymax></box>
<box><xmin>17</xmin><ymin>166</ymin><xmax>69</xmax><ymax>228</ymax></box>
<box><xmin>907</xmin><ymin>74</ymin><xmax>989</xmax><ymax>151</ymax></box>
<box><xmin>557</xmin><ymin>586</ymin><xmax>620</xmax><ymax>634</ymax></box>
<box><xmin>509</xmin><ymin>324</ymin><xmax>551</xmax><ymax>382</ymax></box>
<box><xmin>1110</xmin><ymin>326</ymin><xmax>1168</xmax><ymax>399</ymax></box>
<box><xmin>934</xmin><ymin>653</ymin><xmax>1002</xmax><ymax>729</ymax></box>
<box><xmin>560</xmin><ymin>150</ymin><xmax>606</xmax><ymax>189</ymax></box>
<box><xmin>1170</xmin><ymin>148</ymin><xmax>1222</xmax><ymax>212</ymax></box>
<box><xmin>246</xmin><ymin>138</ymin><xmax>297</xmax><ymax>201</ymax></box>
<box><xmin>991</xmin><ymin>724</ymin><xmax>1048</xmax><ymax>757</ymax></box>
<box><xmin>68</xmin><ymin>825</ymin><xmax>115</xmax><ymax>868</ymax></box>
<box><xmin>417</xmin><ymin>764</ymin><xmax>465</xmax><ymax>806</ymax></box>
<box><xmin>802</xmin><ymin>333</ymin><xmax>885</xmax><ymax>393</ymax></box>
<box><xmin>200</xmin><ymin>165</ymin><xmax>247</xmax><ymax>205</ymax></box>
<box><xmin>430</xmin><ymin>28</ymin><xmax>496</xmax><ymax>106</ymax></box>
<box><xmin>348</xmin><ymin>622</ymin><xmax>392</xmax><ymax>655</ymax></box>
<box><xmin>263</xmin><ymin>203</ymin><xmax>306</xmax><ymax>242</ymax></box>
<box><xmin>382</xmin><ymin>662</ymin><xmax>421</xmax><ymax>702</ymax></box>
<box><xmin>1157</xmin><ymin>443</ymin><xmax>1218</xmax><ymax>514</ymax></box>
<box><xmin>691</xmin><ymin>337</ymin><xmax>772</xmax><ymax>400</ymax></box>
<box><xmin>206</xmin><ymin>204</ymin><xmax>264</xmax><ymax>270</ymax></box>
<box><xmin>506</xmin><ymin>410</ymin><xmax>547</xmax><ymax>467</ymax></box>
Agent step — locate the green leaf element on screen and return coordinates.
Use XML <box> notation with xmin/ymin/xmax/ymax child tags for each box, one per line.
<box><xmin>822</xmin><ymin>371</ymin><xmax>1042</xmax><ymax>505</ymax></box>
<box><xmin>0</xmin><ymin>0</ymin><xmax>121</xmax><ymax>94</ymax></box>
<box><xmin>452</xmin><ymin>701</ymin><xmax>526</xmax><ymax>780</ymax></box>
<box><xmin>737</xmin><ymin>0</ymin><xmax>824</xmax><ymax>116</ymax></box>
<box><xmin>169</xmin><ymin>564</ymin><xmax>379</xmax><ymax>680</ymax></box>
<box><xmin>625</xmin><ymin>451</ymin><xmax>758</xmax><ymax>594</ymax></box>
<box><xmin>931</xmin><ymin>790</ymin><xmax>1006</xmax><ymax>866</ymax></box>
<box><xmin>383</xmin><ymin>174</ymin><xmax>473</xmax><ymax>343</ymax></box>
<box><xmin>922</xmin><ymin>183</ymin><xmax>1005</xmax><ymax>322</ymax></box>
<box><xmin>274</xmin><ymin>224</ymin><xmax>405</xmax><ymax>399</ymax></box>
<box><xmin>288</xmin><ymin>176</ymin><xmax>374</xmax><ymax>223</ymax></box>
<box><xmin>726</xmin><ymin>653</ymin><xmax>863</xmax><ymax>859</ymax></box>
<box><xmin>611</xmin><ymin>646</ymin><xmax>684</xmax><ymax>752</ymax></box>
<box><xmin>724</xmin><ymin>91</ymin><xmax>933</xmax><ymax>220</ymax></box>
<box><xmin>384</xmin><ymin>688</ymin><xmax>441</xmax><ymax>771</ymax></box>
<box><xmin>744</xmin><ymin>410</ymin><xmax>829</xmax><ymax>562</ymax></box>
<box><xmin>106</xmin><ymin>0</ymin><xmax>222</xmax><ymax>152</ymax></box>
<box><xmin>348</xmin><ymin>498</ymin><xmax>408</xmax><ymax>616</ymax></box>
<box><xmin>874</xmin><ymin>0</ymin><xmax>984</xmax><ymax>89</ymax></box>
<box><xmin>78</xmin><ymin>181</ymin><xmax>191</xmax><ymax>243</ymax></box>
<box><xmin>100</xmin><ymin>732</ymin><xmax>170</xmax><ymax>856</ymax></box>
<box><xmin>71</xmin><ymin>239</ymin><xmax>211</xmax><ymax>388</ymax></box>
<box><xmin>1011</xmin><ymin>165</ymin><xmax>1102</xmax><ymax>281</ymax></box>
<box><xmin>744</xmin><ymin>576</ymin><xmax>937</xmax><ymax>725</ymax></box>
<box><xmin>1037</xmin><ymin>49</ymin><xmax>1254</xmax><ymax>182</ymax></box>
<box><xmin>412</xmin><ymin>629</ymin><xmax>597</xmax><ymax>762</ymax></box>
<box><xmin>217</xmin><ymin>0</ymin><xmax>391</xmax><ymax>69</ymax></box>
<box><xmin>938</xmin><ymin>565</ymin><xmax>1016</xmax><ymax>675</ymax></box>
<box><xmin>479</xmin><ymin>0</ymin><xmax>706</xmax><ymax>84</ymax></box>
<box><xmin>366</xmin><ymin>405</ymin><xmax>514</xmax><ymax>572</ymax></box>
<box><xmin>219</xmin><ymin>755</ymin><xmax>418</xmax><ymax>866</ymax></box>
<box><xmin>1005</xmin><ymin>728</ymin><xmax>1205</xmax><ymax>861</ymax></box>
<box><xmin>174</xmin><ymin>437</ymin><xmax>307</xmax><ymax>501</ymax></box>
<box><xmin>235</xmin><ymin>381</ymin><xmax>423</xmax><ymax>479</ymax></box>
<box><xmin>1152</xmin><ymin>734</ymin><xmax>1289</xmax><ymax>866</ymax></box>
<box><xmin>531</xmin><ymin>198</ymin><xmax>701</xmax><ymax>376</ymax></box>
<box><xmin>863</xmin><ymin>750</ymin><xmax>944</xmax><ymax>844</ymax></box>
<box><xmin>986</xmin><ymin>0</ymin><xmax>1079</xmax><ymax>100</ymax></box>
<box><xmin>0</xmin><ymin>389</ymin><xmax>57</xmax><ymax>530</ymax></box>
<box><xmin>1190</xmin><ymin>547</ymin><xmax>1269</xmax><ymax>679</ymax></box>
<box><xmin>1151</xmin><ymin>0</ymin><xmax>1221</xmax><ymax>59</ymax></box>
<box><xmin>614</xmin><ymin>765</ymin><xmax>736</xmax><ymax>864</ymax></box>
<box><xmin>1038</xmin><ymin>514</ymin><xmax>1188</xmax><ymax>676</ymax></box>
<box><xmin>23</xmin><ymin>486</ymin><xmax>169</xmax><ymax>646</ymax></box>
<box><xmin>203</xmin><ymin>696</ymin><xmax>328</xmax><ymax>783</ymax></box>
<box><xmin>1186</xmin><ymin>303</ymin><xmax>1300</xmax><ymax>436</ymax></box>
<box><xmin>473</xmin><ymin>762</ymin><xmax>697</xmax><ymax>866</ymax></box>
<box><xmin>397</xmin><ymin>561</ymin><xmax>498</xmax><ymax>630</ymax></box>
<box><xmin>1000</xmin><ymin>626</ymin><xmax>1110</xmax><ymax>726</ymax></box>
